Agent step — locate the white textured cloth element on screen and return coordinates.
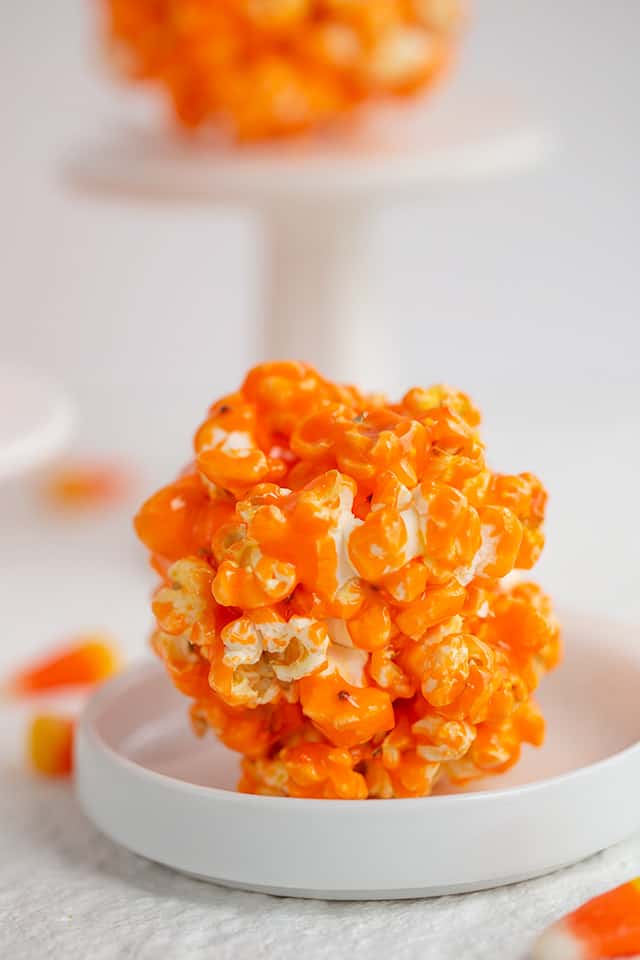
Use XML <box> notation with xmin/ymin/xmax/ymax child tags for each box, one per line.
<box><xmin>2</xmin><ymin>707</ymin><xmax>639</xmax><ymax>960</ymax></box>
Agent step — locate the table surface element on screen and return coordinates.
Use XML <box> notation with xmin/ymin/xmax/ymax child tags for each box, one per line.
<box><xmin>1</xmin><ymin>759</ymin><xmax>638</xmax><ymax>960</ymax></box>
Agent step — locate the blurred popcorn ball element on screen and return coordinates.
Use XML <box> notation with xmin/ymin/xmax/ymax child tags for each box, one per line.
<box><xmin>104</xmin><ymin>0</ymin><xmax>463</xmax><ymax>140</ymax></box>
<box><xmin>135</xmin><ymin>362</ymin><xmax>561</xmax><ymax>799</ymax></box>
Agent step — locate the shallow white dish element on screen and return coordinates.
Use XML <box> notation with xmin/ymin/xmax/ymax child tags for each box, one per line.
<box><xmin>76</xmin><ymin>611</ymin><xmax>640</xmax><ymax>900</ymax></box>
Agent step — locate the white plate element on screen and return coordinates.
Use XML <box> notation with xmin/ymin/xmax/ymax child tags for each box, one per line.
<box><xmin>76</xmin><ymin>611</ymin><xmax>640</xmax><ymax>900</ymax></box>
<box><xmin>0</xmin><ymin>366</ymin><xmax>74</xmax><ymax>482</ymax></box>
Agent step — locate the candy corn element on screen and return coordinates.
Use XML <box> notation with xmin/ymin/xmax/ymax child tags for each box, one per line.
<box><xmin>45</xmin><ymin>461</ymin><xmax>130</xmax><ymax>508</ymax></box>
<box><xmin>533</xmin><ymin>878</ymin><xmax>640</xmax><ymax>959</ymax></box>
<box><xmin>6</xmin><ymin>636</ymin><xmax>120</xmax><ymax>696</ymax></box>
<box><xmin>27</xmin><ymin>714</ymin><xmax>75</xmax><ymax>778</ymax></box>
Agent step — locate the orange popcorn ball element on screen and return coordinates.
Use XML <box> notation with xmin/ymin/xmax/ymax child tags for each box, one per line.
<box><xmin>104</xmin><ymin>0</ymin><xmax>463</xmax><ymax>141</ymax></box>
<box><xmin>135</xmin><ymin>362</ymin><xmax>559</xmax><ymax>798</ymax></box>
<box><xmin>27</xmin><ymin>714</ymin><xmax>75</xmax><ymax>778</ymax></box>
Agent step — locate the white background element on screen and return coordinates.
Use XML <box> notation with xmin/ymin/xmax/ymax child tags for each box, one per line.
<box><xmin>0</xmin><ymin>3</ymin><xmax>639</xmax><ymax>956</ymax></box>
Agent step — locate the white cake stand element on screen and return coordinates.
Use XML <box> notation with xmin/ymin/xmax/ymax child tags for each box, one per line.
<box><xmin>0</xmin><ymin>366</ymin><xmax>74</xmax><ymax>482</ymax></box>
<box><xmin>69</xmin><ymin>95</ymin><xmax>551</xmax><ymax>384</ymax></box>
